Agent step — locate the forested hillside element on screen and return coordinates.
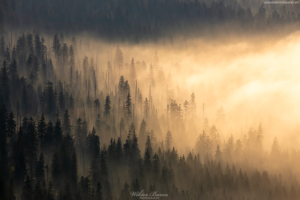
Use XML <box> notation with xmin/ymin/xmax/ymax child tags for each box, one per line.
<box><xmin>0</xmin><ymin>0</ymin><xmax>300</xmax><ymax>40</ymax></box>
<box><xmin>0</xmin><ymin>31</ymin><xmax>300</xmax><ymax>200</ymax></box>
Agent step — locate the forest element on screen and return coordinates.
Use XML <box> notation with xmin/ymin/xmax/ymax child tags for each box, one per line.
<box><xmin>0</xmin><ymin>0</ymin><xmax>300</xmax><ymax>40</ymax></box>
<box><xmin>1</xmin><ymin>0</ymin><xmax>300</xmax><ymax>199</ymax></box>
<box><xmin>1</xmin><ymin>30</ymin><xmax>300</xmax><ymax>200</ymax></box>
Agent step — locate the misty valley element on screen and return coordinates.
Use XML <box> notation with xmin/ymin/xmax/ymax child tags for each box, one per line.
<box><xmin>1</xmin><ymin>0</ymin><xmax>300</xmax><ymax>200</ymax></box>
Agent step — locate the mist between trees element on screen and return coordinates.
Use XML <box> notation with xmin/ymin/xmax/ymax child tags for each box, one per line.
<box><xmin>1</xmin><ymin>31</ymin><xmax>300</xmax><ymax>200</ymax></box>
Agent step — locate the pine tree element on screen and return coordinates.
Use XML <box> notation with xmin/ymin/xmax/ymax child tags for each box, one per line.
<box><xmin>69</xmin><ymin>46</ymin><xmax>75</xmax><ymax>68</ymax></box>
<box><xmin>96</xmin><ymin>182</ymin><xmax>102</xmax><ymax>200</ymax></box>
<box><xmin>120</xmin><ymin>182</ymin><xmax>130</xmax><ymax>200</ymax></box>
<box><xmin>94</xmin><ymin>99</ymin><xmax>100</xmax><ymax>115</ymax></box>
<box><xmin>144</xmin><ymin>98</ymin><xmax>149</xmax><ymax>119</ymax></box>
<box><xmin>271</xmin><ymin>137</ymin><xmax>280</xmax><ymax>159</ymax></box>
<box><xmin>22</xmin><ymin>176</ymin><xmax>33</xmax><ymax>200</ymax></box>
<box><xmin>116</xmin><ymin>137</ymin><xmax>123</xmax><ymax>163</ymax></box>
<box><xmin>59</xmin><ymin>90</ymin><xmax>65</xmax><ymax>112</ymax></box>
<box><xmin>144</xmin><ymin>148</ymin><xmax>152</xmax><ymax>172</ymax></box>
<box><xmin>26</xmin><ymin>117</ymin><xmax>38</xmax><ymax>177</ymax></box>
<box><xmin>4</xmin><ymin>46</ymin><xmax>10</xmax><ymax>63</ymax></box>
<box><xmin>153</xmin><ymin>153</ymin><xmax>160</xmax><ymax>182</ymax></box>
<box><xmin>131</xmin><ymin>132</ymin><xmax>140</xmax><ymax>162</ymax></box>
<box><xmin>86</xmin><ymin>127</ymin><xmax>100</xmax><ymax>159</ymax></box>
<box><xmin>257</xmin><ymin>123</ymin><xmax>263</xmax><ymax>151</ymax></box>
<box><xmin>47</xmin><ymin>182</ymin><xmax>55</xmax><ymax>200</ymax></box>
<box><xmin>115</xmin><ymin>46</ymin><xmax>124</xmax><ymax>71</ymax></box>
<box><xmin>71</xmin><ymin>36</ymin><xmax>77</xmax><ymax>54</ymax></box>
<box><xmin>61</xmin><ymin>43</ymin><xmax>69</xmax><ymax>71</ymax></box>
<box><xmin>190</xmin><ymin>93</ymin><xmax>196</xmax><ymax>116</ymax></box>
<box><xmin>63</xmin><ymin>109</ymin><xmax>71</xmax><ymax>134</ymax></box>
<box><xmin>26</xmin><ymin>54</ymin><xmax>39</xmax><ymax>84</ymax></box>
<box><xmin>125</xmin><ymin>92</ymin><xmax>132</xmax><ymax>118</ymax></box>
<box><xmin>145</xmin><ymin>135</ymin><xmax>153</xmax><ymax>158</ymax></box>
<box><xmin>44</xmin><ymin>121</ymin><xmax>54</xmax><ymax>149</ymax></box>
<box><xmin>149</xmin><ymin>65</ymin><xmax>155</xmax><ymax>87</ymax></box>
<box><xmin>104</xmin><ymin>95</ymin><xmax>111</xmax><ymax>117</ymax></box>
<box><xmin>51</xmin><ymin>152</ymin><xmax>60</xmax><ymax>188</ymax></box>
<box><xmin>69</xmin><ymin>94</ymin><xmax>75</xmax><ymax>111</ymax></box>
<box><xmin>13</xmin><ymin>127</ymin><xmax>26</xmax><ymax>185</ymax></box>
<box><xmin>7</xmin><ymin>179</ymin><xmax>16</xmax><ymax>200</ymax></box>
<box><xmin>36</xmin><ymin>153</ymin><xmax>45</xmax><ymax>181</ymax></box>
<box><xmin>118</xmin><ymin>76</ymin><xmax>125</xmax><ymax>100</ymax></box>
<box><xmin>7</xmin><ymin>112</ymin><xmax>16</xmax><ymax>146</ymax></box>
<box><xmin>165</xmin><ymin>131</ymin><xmax>173</xmax><ymax>151</ymax></box>
<box><xmin>130</xmin><ymin>58</ymin><xmax>136</xmax><ymax>83</ymax></box>
<box><xmin>0</xmin><ymin>104</ymin><xmax>8</xmax><ymax>195</ymax></box>
<box><xmin>215</xmin><ymin>145</ymin><xmax>222</xmax><ymax>163</ymax></box>
<box><xmin>138</xmin><ymin>119</ymin><xmax>147</xmax><ymax>150</ymax></box>
<box><xmin>52</xmin><ymin>34</ymin><xmax>61</xmax><ymax>59</ymax></box>
<box><xmin>38</xmin><ymin>114</ymin><xmax>47</xmax><ymax>151</ymax></box>
<box><xmin>70</xmin><ymin>152</ymin><xmax>78</xmax><ymax>190</ymax></box>
<box><xmin>0</xmin><ymin>61</ymin><xmax>10</xmax><ymax>108</ymax></box>
<box><xmin>53</xmin><ymin>119</ymin><xmax>63</xmax><ymax>147</ymax></box>
<box><xmin>34</xmin><ymin>34</ymin><xmax>41</xmax><ymax>60</ymax></box>
<box><xmin>100</xmin><ymin>150</ymin><xmax>108</xmax><ymax>181</ymax></box>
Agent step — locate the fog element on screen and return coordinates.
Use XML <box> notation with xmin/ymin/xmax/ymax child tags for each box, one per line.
<box><xmin>61</xmin><ymin>30</ymin><xmax>300</xmax><ymax>153</ymax></box>
<box><xmin>2</xmin><ymin>28</ymin><xmax>300</xmax><ymax>199</ymax></box>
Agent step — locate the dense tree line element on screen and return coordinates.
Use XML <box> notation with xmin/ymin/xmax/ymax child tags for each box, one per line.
<box><xmin>0</xmin><ymin>102</ymin><xmax>300</xmax><ymax>200</ymax></box>
<box><xmin>0</xmin><ymin>0</ymin><xmax>300</xmax><ymax>40</ymax></box>
<box><xmin>1</xmin><ymin>32</ymin><xmax>300</xmax><ymax>200</ymax></box>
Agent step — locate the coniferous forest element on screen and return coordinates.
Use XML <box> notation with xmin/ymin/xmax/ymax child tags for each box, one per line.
<box><xmin>1</xmin><ymin>0</ymin><xmax>300</xmax><ymax>200</ymax></box>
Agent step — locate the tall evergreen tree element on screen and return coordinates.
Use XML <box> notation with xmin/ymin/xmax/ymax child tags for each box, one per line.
<box><xmin>165</xmin><ymin>131</ymin><xmax>173</xmax><ymax>151</ymax></box>
<box><xmin>63</xmin><ymin>109</ymin><xmax>71</xmax><ymax>134</ymax></box>
<box><xmin>0</xmin><ymin>61</ymin><xmax>10</xmax><ymax>108</ymax></box>
<box><xmin>13</xmin><ymin>127</ymin><xmax>26</xmax><ymax>185</ymax></box>
<box><xmin>21</xmin><ymin>176</ymin><xmax>33</xmax><ymax>200</ymax></box>
<box><xmin>26</xmin><ymin>118</ymin><xmax>38</xmax><ymax>177</ymax></box>
<box><xmin>38</xmin><ymin>114</ymin><xmax>47</xmax><ymax>151</ymax></box>
<box><xmin>0</xmin><ymin>104</ymin><xmax>8</xmax><ymax>197</ymax></box>
<box><xmin>125</xmin><ymin>92</ymin><xmax>132</xmax><ymax>118</ymax></box>
<box><xmin>53</xmin><ymin>119</ymin><xmax>63</xmax><ymax>147</ymax></box>
<box><xmin>145</xmin><ymin>135</ymin><xmax>153</xmax><ymax>158</ymax></box>
<box><xmin>36</xmin><ymin>153</ymin><xmax>45</xmax><ymax>181</ymax></box>
<box><xmin>104</xmin><ymin>95</ymin><xmax>111</xmax><ymax>117</ymax></box>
